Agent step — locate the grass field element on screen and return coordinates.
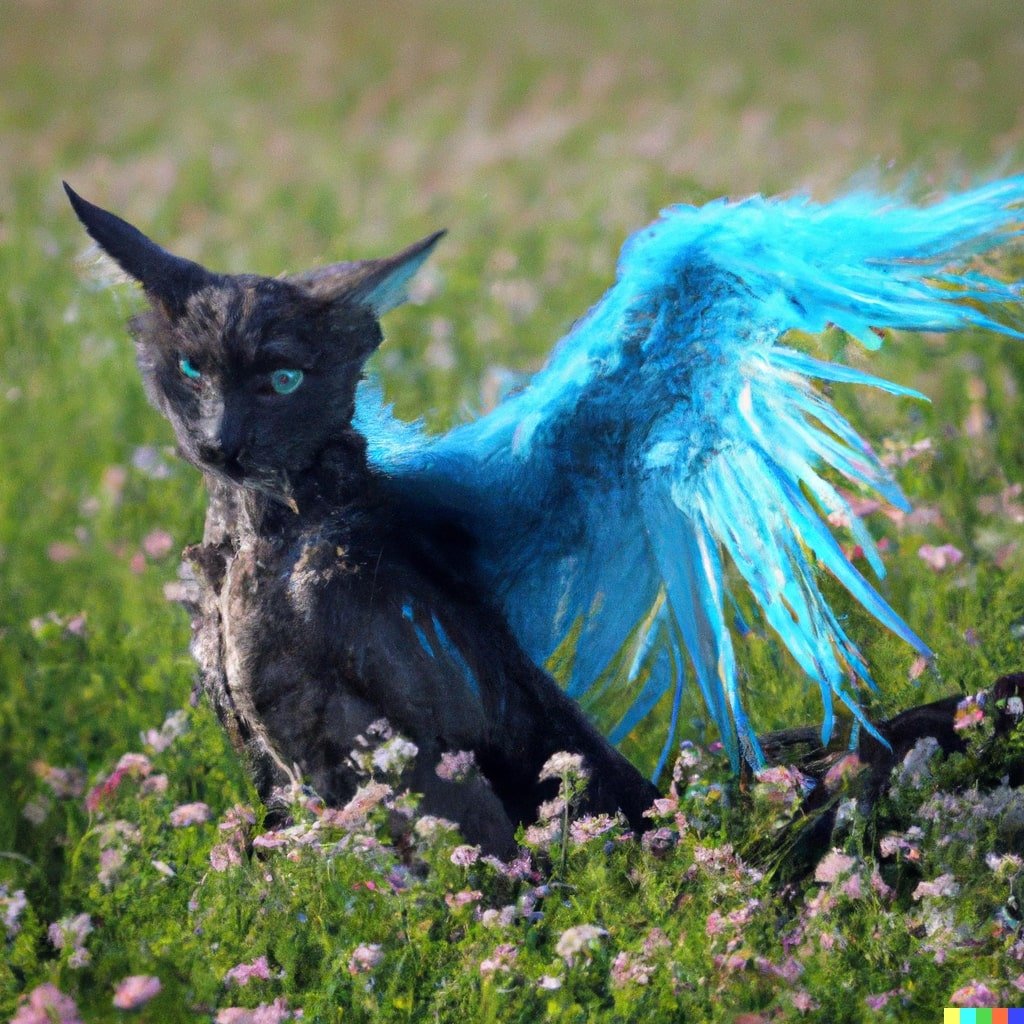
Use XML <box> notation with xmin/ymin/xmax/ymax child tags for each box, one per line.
<box><xmin>2</xmin><ymin>2</ymin><xmax>1024</xmax><ymax>1020</ymax></box>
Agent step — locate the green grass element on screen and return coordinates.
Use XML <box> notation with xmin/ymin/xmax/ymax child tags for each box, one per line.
<box><xmin>2</xmin><ymin>1</ymin><xmax>1024</xmax><ymax>1020</ymax></box>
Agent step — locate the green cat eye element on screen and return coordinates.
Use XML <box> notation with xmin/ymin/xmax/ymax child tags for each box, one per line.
<box><xmin>270</xmin><ymin>368</ymin><xmax>304</xmax><ymax>395</ymax></box>
<box><xmin>178</xmin><ymin>357</ymin><xmax>201</xmax><ymax>381</ymax></box>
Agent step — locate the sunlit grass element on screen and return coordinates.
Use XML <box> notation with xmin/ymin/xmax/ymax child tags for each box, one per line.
<box><xmin>2</xmin><ymin>0</ymin><xmax>1023</xmax><ymax>1019</ymax></box>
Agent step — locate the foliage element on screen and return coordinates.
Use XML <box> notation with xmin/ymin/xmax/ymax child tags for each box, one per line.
<box><xmin>2</xmin><ymin>0</ymin><xmax>1024</xmax><ymax>1019</ymax></box>
<box><xmin>2</xmin><ymin>709</ymin><xmax>1023</xmax><ymax>1022</ymax></box>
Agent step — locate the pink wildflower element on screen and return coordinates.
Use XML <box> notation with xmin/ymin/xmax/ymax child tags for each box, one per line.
<box><xmin>85</xmin><ymin>774</ymin><xmax>122</xmax><ymax>814</ymax></box>
<box><xmin>555</xmin><ymin>924</ymin><xmax>607</xmax><ymax>967</ymax></box>
<box><xmin>31</xmin><ymin>761</ymin><xmax>85</xmax><ymax>798</ymax></box>
<box><xmin>539</xmin><ymin>751</ymin><xmax>588</xmax><ymax>783</ymax></box>
<box><xmin>480</xmin><ymin>851</ymin><xmax>534</xmax><ymax>880</ymax></box>
<box><xmin>142</xmin><ymin>529</ymin><xmax>174</xmax><ymax>559</ymax></box>
<box><xmin>217</xmin><ymin>803</ymin><xmax>256</xmax><ymax>849</ymax></box>
<box><xmin>754</xmin><ymin>764</ymin><xmax>812</xmax><ymax>813</ymax></box>
<box><xmin>444</xmin><ymin>889</ymin><xmax>482</xmax><ymax>910</ymax></box>
<box><xmin>536</xmin><ymin>797</ymin><xmax>566</xmax><ymax>821</ymax></box>
<box><xmin>714</xmin><ymin>953</ymin><xmax>748</xmax><ymax>973</ymax></box>
<box><xmin>985</xmin><ymin>852</ymin><xmax>1023</xmax><ymax>875</ymax></box>
<box><xmin>949</xmin><ymin>982</ymin><xmax>998</xmax><ymax>1007</ymax></box>
<box><xmin>325</xmin><ymin>781</ymin><xmax>392</xmax><ymax>828</ymax></box>
<box><xmin>727</xmin><ymin>900</ymin><xmax>760</xmax><ymax>928</ymax></box>
<box><xmin>674</xmin><ymin>742</ymin><xmax>702</xmax><ymax>771</ymax></box>
<box><xmin>569</xmin><ymin>814</ymin><xmax>617</xmax><ymax>844</ymax></box>
<box><xmin>791</xmin><ymin>990</ymin><xmax>818</xmax><ymax>1012</ymax></box>
<box><xmin>538</xmin><ymin>975</ymin><xmax>563</xmax><ymax>990</ymax></box>
<box><xmin>98</xmin><ymin>846</ymin><xmax>125</xmax><ymax>886</ymax></box>
<box><xmin>370</xmin><ymin>736</ymin><xmax>417</xmax><ymax>775</ymax></box>
<box><xmin>643</xmin><ymin>928</ymin><xmax>670</xmax><ymax>956</ymax></box>
<box><xmin>225</xmin><ymin>955</ymin><xmax>272</xmax><ymax>987</ymax></box>
<box><xmin>48</xmin><ymin>913</ymin><xmax>93</xmax><ymax>966</ymax></box>
<box><xmin>522</xmin><ymin>820</ymin><xmax>560</xmax><ymax>848</ymax></box>
<box><xmin>908</xmin><ymin>655</ymin><xmax>930</xmax><ymax>681</ymax></box>
<box><xmin>610</xmin><ymin>950</ymin><xmax>655</xmax><ymax>987</ymax></box>
<box><xmin>487</xmin><ymin>898</ymin><xmax>522</xmax><ymax>926</ymax></box>
<box><xmin>814</xmin><ymin>849</ymin><xmax>856</xmax><ymax>884</ymax></box>
<box><xmin>252</xmin><ymin>831</ymin><xmax>290</xmax><ymax>849</ymax></box>
<box><xmin>479</xmin><ymin>943</ymin><xmax>518</xmax><ymax>976</ymax></box>
<box><xmin>413</xmin><ymin>815</ymin><xmax>458</xmax><ymax>841</ymax></box>
<box><xmin>102</xmin><ymin>463</ymin><xmax>128</xmax><ymax>496</ymax></box>
<box><xmin>141</xmin><ymin>773</ymin><xmax>169</xmax><ymax>794</ymax></box>
<box><xmin>10</xmin><ymin>983</ymin><xmax>83</xmax><ymax>1024</ymax></box>
<box><xmin>912</xmin><ymin>874</ymin><xmax>960</xmax><ymax>900</ymax></box>
<box><xmin>823</xmin><ymin>754</ymin><xmax>864</xmax><ymax>789</ymax></box>
<box><xmin>642</xmin><ymin>827</ymin><xmax>676</xmax><ymax>856</ymax></box>
<box><xmin>85</xmin><ymin>753</ymin><xmax>152</xmax><ymax>812</ymax></box>
<box><xmin>221</xmin><ymin>804</ymin><xmax>257</xmax><ymax>831</ymax></box>
<box><xmin>435</xmin><ymin>749</ymin><xmax>478</xmax><ymax>782</ymax></box>
<box><xmin>22</xmin><ymin>796</ymin><xmax>49</xmax><ymax>825</ymax></box>
<box><xmin>879</xmin><ymin>831</ymin><xmax>921</xmax><ymax>861</ymax></box>
<box><xmin>449</xmin><ymin>844</ymin><xmax>480</xmax><ymax>867</ymax></box>
<box><xmin>865</xmin><ymin>991</ymin><xmax>897</xmax><ymax>1010</ymax></box>
<box><xmin>870</xmin><ymin>869</ymin><xmax>895</xmax><ymax>901</ymax></box>
<box><xmin>841</xmin><ymin>873</ymin><xmax>864</xmax><ymax>899</ymax></box>
<box><xmin>917</xmin><ymin>543</ymin><xmax>963</xmax><ymax>572</ymax></box>
<box><xmin>48</xmin><ymin>542</ymin><xmax>79</xmax><ymax>563</ymax></box>
<box><xmin>169</xmin><ymin>802</ymin><xmax>211</xmax><ymax>827</ymax></box>
<box><xmin>112</xmin><ymin>975</ymin><xmax>162</xmax><ymax>1009</ymax></box>
<box><xmin>1</xmin><ymin>886</ymin><xmax>28</xmax><ymax>938</ymax></box>
<box><xmin>778</xmin><ymin>958</ymin><xmax>804</xmax><ymax>983</ymax></box>
<box><xmin>216</xmin><ymin>999</ymin><xmax>294</xmax><ymax>1024</ymax></box>
<box><xmin>141</xmin><ymin>709</ymin><xmax>189</xmax><ymax>752</ymax></box>
<box><xmin>347</xmin><ymin>944</ymin><xmax>384</xmax><ymax>975</ymax></box>
<box><xmin>647</xmin><ymin>796</ymin><xmax>679</xmax><ymax>818</ymax></box>
<box><xmin>210</xmin><ymin>842</ymin><xmax>242</xmax><ymax>871</ymax></box>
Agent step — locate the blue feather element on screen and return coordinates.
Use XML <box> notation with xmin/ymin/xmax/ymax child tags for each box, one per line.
<box><xmin>358</xmin><ymin>178</ymin><xmax>1024</xmax><ymax>776</ymax></box>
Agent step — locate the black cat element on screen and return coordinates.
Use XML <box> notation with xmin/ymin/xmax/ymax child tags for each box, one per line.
<box><xmin>65</xmin><ymin>184</ymin><xmax>658</xmax><ymax>855</ymax></box>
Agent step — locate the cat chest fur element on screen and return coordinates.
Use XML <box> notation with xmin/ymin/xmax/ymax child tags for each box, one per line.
<box><xmin>216</xmin><ymin>517</ymin><xmax>495</xmax><ymax>800</ymax></box>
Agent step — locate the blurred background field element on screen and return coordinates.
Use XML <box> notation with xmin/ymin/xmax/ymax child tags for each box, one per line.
<box><xmin>2</xmin><ymin>1</ymin><xmax>1024</xmax><ymax>1017</ymax></box>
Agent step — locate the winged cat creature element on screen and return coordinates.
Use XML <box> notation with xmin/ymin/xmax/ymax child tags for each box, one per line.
<box><xmin>66</xmin><ymin>177</ymin><xmax>1024</xmax><ymax>851</ymax></box>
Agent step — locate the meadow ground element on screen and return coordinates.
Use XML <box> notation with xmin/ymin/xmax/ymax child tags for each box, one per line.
<box><xmin>2</xmin><ymin>2</ymin><xmax>1024</xmax><ymax>1020</ymax></box>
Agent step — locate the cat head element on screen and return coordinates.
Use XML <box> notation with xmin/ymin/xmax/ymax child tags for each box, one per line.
<box><xmin>65</xmin><ymin>183</ymin><xmax>443</xmax><ymax>502</ymax></box>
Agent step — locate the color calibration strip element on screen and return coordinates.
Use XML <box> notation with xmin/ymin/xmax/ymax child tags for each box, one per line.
<box><xmin>944</xmin><ymin>1010</ymin><xmax>1024</xmax><ymax>1023</ymax></box>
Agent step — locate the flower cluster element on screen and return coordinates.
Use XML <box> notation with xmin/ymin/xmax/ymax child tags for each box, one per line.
<box><xmin>555</xmin><ymin>924</ymin><xmax>607</xmax><ymax>967</ymax></box>
<box><xmin>48</xmin><ymin>913</ymin><xmax>93</xmax><ymax>969</ymax></box>
<box><xmin>112</xmin><ymin>975</ymin><xmax>162</xmax><ymax>1010</ymax></box>
<box><xmin>225</xmin><ymin>956</ymin><xmax>273</xmax><ymax>987</ymax></box>
<box><xmin>435</xmin><ymin>749</ymin><xmax>479</xmax><ymax>783</ymax></box>
<box><xmin>1</xmin><ymin>885</ymin><xmax>28</xmax><ymax>938</ymax></box>
<box><xmin>10</xmin><ymin>984</ymin><xmax>82</xmax><ymax>1024</ymax></box>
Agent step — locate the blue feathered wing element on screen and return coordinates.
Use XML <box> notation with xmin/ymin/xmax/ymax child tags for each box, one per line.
<box><xmin>357</xmin><ymin>178</ymin><xmax>1024</xmax><ymax>779</ymax></box>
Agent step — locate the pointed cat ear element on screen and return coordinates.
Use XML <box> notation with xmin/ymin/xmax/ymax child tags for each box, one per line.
<box><xmin>289</xmin><ymin>230</ymin><xmax>445</xmax><ymax>316</ymax></box>
<box><xmin>64</xmin><ymin>182</ymin><xmax>218</xmax><ymax>317</ymax></box>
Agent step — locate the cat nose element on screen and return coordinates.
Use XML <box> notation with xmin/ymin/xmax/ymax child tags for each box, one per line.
<box><xmin>198</xmin><ymin>408</ymin><xmax>246</xmax><ymax>466</ymax></box>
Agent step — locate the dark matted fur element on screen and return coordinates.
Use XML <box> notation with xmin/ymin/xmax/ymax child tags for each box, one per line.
<box><xmin>66</xmin><ymin>184</ymin><xmax>658</xmax><ymax>855</ymax></box>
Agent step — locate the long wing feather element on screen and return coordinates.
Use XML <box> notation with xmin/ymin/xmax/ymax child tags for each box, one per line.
<box><xmin>358</xmin><ymin>178</ymin><xmax>1024</xmax><ymax>777</ymax></box>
